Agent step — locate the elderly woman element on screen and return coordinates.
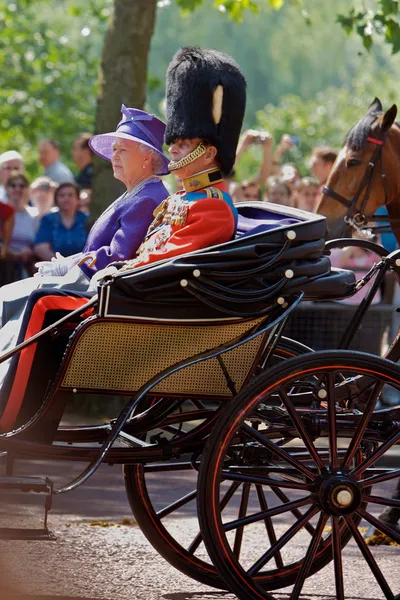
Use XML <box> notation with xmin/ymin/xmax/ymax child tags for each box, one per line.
<box><xmin>0</xmin><ymin>106</ymin><xmax>169</xmax><ymax>321</ymax></box>
<box><xmin>0</xmin><ymin>106</ymin><xmax>169</xmax><ymax>394</ymax></box>
<box><xmin>36</xmin><ymin>104</ymin><xmax>169</xmax><ymax>278</ymax></box>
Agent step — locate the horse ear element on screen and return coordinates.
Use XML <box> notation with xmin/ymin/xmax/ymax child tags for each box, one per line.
<box><xmin>368</xmin><ymin>97</ymin><xmax>383</xmax><ymax>113</ymax></box>
<box><xmin>382</xmin><ymin>104</ymin><xmax>398</xmax><ymax>131</ymax></box>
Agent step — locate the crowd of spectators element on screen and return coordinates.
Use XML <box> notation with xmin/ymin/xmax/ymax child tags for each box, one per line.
<box><xmin>230</xmin><ymin>129</ymin><xmax>398</xmax><ymax>306</ymax></box>
<box><xmin>0</xmin><ymin>135</ymin><xmax>93</xmax><ymax>285</ymax></box>
<box><xmin>229</xmin><ymin>129</ymin><xmax>337</xmax><ymax>212</ymax></box>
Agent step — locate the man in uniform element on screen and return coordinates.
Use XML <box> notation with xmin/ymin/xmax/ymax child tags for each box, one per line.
<box><xmin>115</xmin><ymin>46</ymin><xmax>246</xmax><ymax>273</ymax></box>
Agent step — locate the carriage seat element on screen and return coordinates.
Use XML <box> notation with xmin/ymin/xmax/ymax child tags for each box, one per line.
<box><xmin>235</xmin><ymin>203</ymin><xmax>319</xmax><ymax>240</ymax></box>
<box><xmin>236</xmin><ymin>213</ymin><xmax>300</xmax><ymax>238</ymax></box>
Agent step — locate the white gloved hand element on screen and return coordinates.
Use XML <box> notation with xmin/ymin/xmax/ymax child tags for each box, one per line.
<box><xmin>35</xmin><ymin>253</ymin><xmax>75</xmax><ymax>277</ymax></box>
<box><xmin>88</xmin><ymin>265</ymin><xmax>119</xmax><ymax>291</ymax></box>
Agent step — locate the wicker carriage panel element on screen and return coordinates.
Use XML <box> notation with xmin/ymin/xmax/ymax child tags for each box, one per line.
<box><xmin>61</xmin><ymin>319</ymin><xmax>264</xmax><ymax>396</ymax></box>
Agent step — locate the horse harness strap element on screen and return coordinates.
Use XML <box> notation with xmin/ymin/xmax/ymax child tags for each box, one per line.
<box><xmin>323</xmin><ymin>132</ymin><xmax>400</xmax><ymax>234</ymax></box>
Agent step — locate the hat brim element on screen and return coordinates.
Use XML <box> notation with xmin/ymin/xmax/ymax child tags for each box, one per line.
<box><xmin>89</xmin><ymin>131</ymin><xmax>170</xmax><ymax>176</ymax></box>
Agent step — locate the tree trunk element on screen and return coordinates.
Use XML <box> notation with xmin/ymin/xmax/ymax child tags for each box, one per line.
<box><xmin>91</xmin><ymin>0</ymin><xmax>158</xmax><ymax>218</ymax></box>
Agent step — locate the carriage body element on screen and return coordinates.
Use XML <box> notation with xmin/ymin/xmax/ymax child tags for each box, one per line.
<box><xmin>0</xmin><ymin>201</ymin><xmax>399</xmax><ymax>599</ymax></box>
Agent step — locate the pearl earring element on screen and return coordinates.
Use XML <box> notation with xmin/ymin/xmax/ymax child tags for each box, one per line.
<box><xmin>143</xmin><ymin>164</ymin><xmax>146</xmax><ymax>169</ymax></box>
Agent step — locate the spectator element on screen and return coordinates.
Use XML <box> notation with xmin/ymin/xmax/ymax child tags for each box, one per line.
<box><xmin>280</xmin><ymin>163</ymin><xmax>301</xmax><ymax>192</ymax></box>
<box><xmin>34</xmin><ymin>182</ymin><xmax>88</xmax><ymax>260</ymax></box>
<box><xmin>0</xmin><ymin>151</ymin><xmax>24</xmax><ymax>202</ymax></box>
<box><xmin>232</xmin><ymin>129</ymin><xmax>272</xmax><ymax>203</ymax></box>
<box><xmin>38</xmin><ymin>139</ymin><xmax>74</xmax><ymax>184</ymax></box>
<box><xmin>271</xmin><ymin>134</ymin><xmax>296</xmax><ymax>174</ymax></box>
<box><xmin>295</xmin><ymin>176</ymin><xmax>320</xmax><ymax>212</ymax></box>
<box><xmin>71</xmin><ymin>132</ymin><xmax>94</xmax><ymax>189</ymax></box>
<box><xmin>0</xmin><ymin>201</ymin><xmax>15</xmax><ymax>259</ymax></box>
<box><xmin>374</xmin><ymin>206</ymin><xmax>398</xmax><ymax>253</ymax></box>
<box><xmin>0</xmin><ymin>200</ymin><xmax>15</xmax><ymax>286</ymax></box>
<box><xmin>310</xmin><ymin>146</ymin><xmax>338</xmax><ymax>186</ymax></box>
<box><xmin>5</xmin><ymin>173</ymin><xmax>36</xmax><ymax>277</ymax></box>
<box><xmin>224</xmin><ymin>168</ymin><xmax>237</xmax><ymax>195</ymax></box>
<box><xmin>29</xmin><ymin>176</ymin><xmax>58</xmax><ymax>231</ymax></box>
<box><xmin>232</xmin><ymin>179</ymin><xmax>262</xmax><ymax>203</ymax></box>
<box><xmin>264</xmin><ymin>176</ymin><xmax>294</xmax><ymax>207</ymax></box>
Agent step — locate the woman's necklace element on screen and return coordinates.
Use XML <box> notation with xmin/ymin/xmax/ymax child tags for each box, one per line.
<box><xmin>125</xmin><ymin>175</ymin><xmax>160</xmax><ymax>200</ymax></box>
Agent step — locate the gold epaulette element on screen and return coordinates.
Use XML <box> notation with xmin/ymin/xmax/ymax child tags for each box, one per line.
<box><xmin>205</xmin><ymin>186</ymin><xmax>224</xmax><ymax>200</ymax></box>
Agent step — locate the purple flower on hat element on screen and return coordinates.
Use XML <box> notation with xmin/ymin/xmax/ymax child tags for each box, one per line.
<box><xmin>89</xmin><ymin>105</ymin><xmax>169</xmax><ymax>175</ymax></box>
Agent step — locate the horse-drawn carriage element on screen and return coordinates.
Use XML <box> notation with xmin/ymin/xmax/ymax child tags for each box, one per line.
<box><xmin>1</xmin><ymin>101</ymin><xmax>400</xmax><ymax>600</ymax></box>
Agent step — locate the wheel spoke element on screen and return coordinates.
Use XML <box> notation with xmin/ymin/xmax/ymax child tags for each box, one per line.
<box><xmin>331</xmin><ymin>516</ymin><xmax>345</xmax><ymax>600</ymax></box>
<box><xmin>190</xmin><ymin>398</ymin><xmax>208</xmax><ymax>410</ymax></box>
<box><xmin>357</xmin><ymin>508</ymin><xmax>400</xmax><ymax>544</ymax></box>
<box><xmin>279</xmin><ymin>389</ymin><xmax>325</xmax><ymax>471</ymax></box>
<box><xmin>345</xmin><ymin>515</ymin><xmax>395</xmax><ymax>600</ymax></box>
<box><xmin>221</xmin><ymin>470</ymin><xmax>310</xmax><ymax>490</ymax></box>
<box><xmin>342</xmin><ymin>380</ymin><xmax>384</xmax><ymax>469</ymax></box>
<box><xmin>326</xmin><ymin>373</ymin><xmax>338</xmax><ymax>469</ymax></box>
<box><xmin>360</xmin><ymin>468</ymin><xmax>400</xmax><ymax>486</ymax></box>
<box><xmin>159</xmin><ymin>424</ymin><xmax>185</xmax><ymax>436</ymax></box>
<box><xmin>242</xmin><ymin>423</ymin><xmax>316</xmax><ymax>480</ymax></box>
<box><xmin>223</xmin><ymin>495</ymin><xmax>313</xmax><ymax>532</ymax></box>
<box><xmin>353</xmin><ymin>431</ymin><xmax>400</xmax><ymax>477</ymax></box>
<box><xmin>255</xmin><ymin>484</ymin><xmax>284</xmax><ymax>568</ymax></box>
<box><xmin>247</xmin><ymin>506</ymin><xmax>319</xmax><ymax>576</ymax></box>
<box><xmin>157</xmin><ymin>489</ymin><xmax>197</xmax><ymax>519</ymax></box>
<box><xmin>290</xmin><ymin>512</ymin><xmax>328</xmax><ymax>600</ymax></box>
<box><xmin>188</xmin><ymin>481</ymin><xmax>241</xmax><ymax>554</ymax></box>
<box><xmin>362</xmin><ymin>494</ymin><xmax>400</xmax><ymax>508</ymax></box>
<box><xmin>272</xmin><ymin>486</ymin><xmax>316</xmax><ymax>537</ymax></box>
<box><xmin>233</xmin><ymin>483</ymin><xmax>251</xmax><ymax>559</ymax></box>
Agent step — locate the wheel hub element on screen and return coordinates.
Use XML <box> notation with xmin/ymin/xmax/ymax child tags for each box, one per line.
<box><xmin>317</xmin><ymin>474</ymin><xmax>361</xmax><ymax>516</ymax></box>
<box><xmin>332</xmin><ymin>487</ymin><xmax>353</xmax><ymax>508</ymax></box>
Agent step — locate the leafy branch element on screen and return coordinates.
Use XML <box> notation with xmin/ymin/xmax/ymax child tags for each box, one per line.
<box><xmin>337</xmin><ymin>0</ymin><xmax>400</xmax><ymax>53</ymax></box>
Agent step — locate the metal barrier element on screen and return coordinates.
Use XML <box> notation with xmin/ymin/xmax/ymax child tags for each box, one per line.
<box><xmin>284</xmin><ymin>303</ymin><xmax>395</xmax><ymax>355</ymax></box>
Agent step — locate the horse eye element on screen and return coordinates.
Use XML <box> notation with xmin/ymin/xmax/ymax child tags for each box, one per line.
<box><xmin>347</xmin><ymin>158</ymin><xmax>361</xmax><ymax>168</ymax></box>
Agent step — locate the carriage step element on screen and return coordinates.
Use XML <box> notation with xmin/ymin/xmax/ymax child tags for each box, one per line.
<box><xmin>0</xmin><ymin>476</ymin><xmax>55</xmax><ymax>541</ymax></box>
<box><xmin>0</xmin><ymin>476</ymin><xmax>52</xmax><ymax>493</ymax></box>
<box><xmin>0</xmin><ymin>527</ymin><xmax>56</xmax><ymax>541</ymax></box>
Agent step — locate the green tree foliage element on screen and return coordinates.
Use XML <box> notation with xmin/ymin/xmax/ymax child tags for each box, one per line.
<box><xmin>149</xmin><ymin>0</ymin><xmax>398</xmax><ymax>123</ymax></box>
<box><xmin>0</xmin><ymin>0</ymin><xmax>398</xmax><ymax>184</ymax></box>
<box><xmin>0</xmin><ymin>0</ymin><xmax>111</xmax><ymax>177</ymax></box>
<box><xmin>337</xmin><ymin>0</ymin><xmax>400</xmax><ymax>54</ymax></box>
<box><xmin>177</xmin><ymin>0</ymin><xmax>400</xmax><ymax>53</ymax></box>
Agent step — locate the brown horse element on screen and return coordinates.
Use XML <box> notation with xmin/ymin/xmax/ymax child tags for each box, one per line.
<box><xmin>317</xmin><ymin>98</ymin><xmax>400</xmax><ymax>243</ymax></box>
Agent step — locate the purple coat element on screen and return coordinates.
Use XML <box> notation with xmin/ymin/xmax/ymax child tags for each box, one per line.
<box><xmin>81</xmin><ymin>179</ymin><xmax>169</xmax><ymax>277</ymax></box>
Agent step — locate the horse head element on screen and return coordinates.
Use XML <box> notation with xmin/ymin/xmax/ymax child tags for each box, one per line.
<box><xmin>317</xmin><ymin>98</ymin><xmax>400</xmax><ymax>243</ymax></box>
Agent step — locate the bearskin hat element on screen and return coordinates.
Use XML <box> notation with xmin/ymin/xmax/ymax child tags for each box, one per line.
<box><xmin>165</xmin><ymin>47</ymin><xmax>246</xmax><ymax>176</ymax></box>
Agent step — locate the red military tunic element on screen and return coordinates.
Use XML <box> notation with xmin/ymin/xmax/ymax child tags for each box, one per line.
<box><xmin>120</xmin><ymin>180</ymin><xmax>238</xmax><ymax>271</ymax></box>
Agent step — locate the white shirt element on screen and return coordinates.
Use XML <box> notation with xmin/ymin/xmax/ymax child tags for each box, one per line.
<box><xmin>0</xmin><ymin>185</ymin><xmax>7</xmax><ymax>202</ymax></box>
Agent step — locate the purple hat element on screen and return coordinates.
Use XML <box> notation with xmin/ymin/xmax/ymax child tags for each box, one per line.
<box><xmin>89</xmin><ymin>105</ymin><xmax>169</xmax><ymax>175</ymax></box>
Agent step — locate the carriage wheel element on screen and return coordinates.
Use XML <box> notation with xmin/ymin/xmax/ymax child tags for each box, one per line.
<box><xmin>198</xmin><ymin>350</ymin><xmax>400</xmax><ymax>598</ymax></box>
<box><xmin>123</xmin><ymin>339</ymin><xmax>355</xmax><ymax>589</ymax></box>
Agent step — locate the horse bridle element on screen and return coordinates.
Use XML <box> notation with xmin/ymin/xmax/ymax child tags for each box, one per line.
<box><xmin>322</xmin><ymin>129</ymin><xmax>400</xmax><ymax>235</ymax></box>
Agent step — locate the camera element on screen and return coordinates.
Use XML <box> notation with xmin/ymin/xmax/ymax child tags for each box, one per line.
<box><xmin>254</xmin><ymin>132</ymin><xmax>268</xmax><ymax>144</ymax></box>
